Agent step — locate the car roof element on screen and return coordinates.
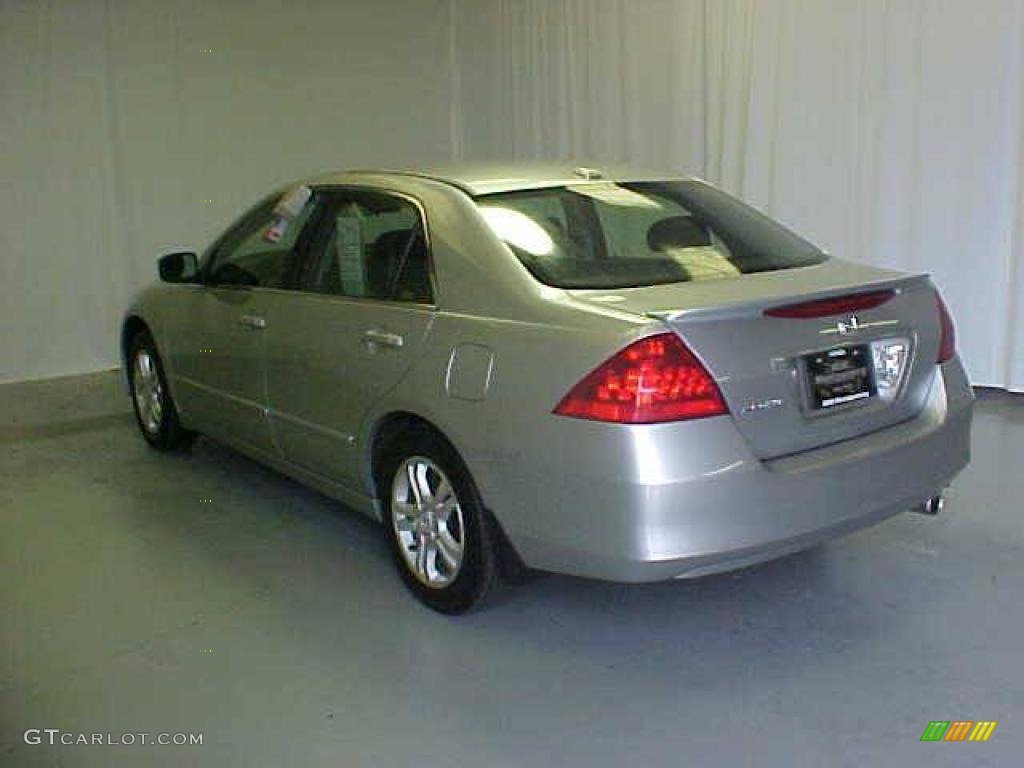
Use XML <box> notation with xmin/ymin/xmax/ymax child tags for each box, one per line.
<box><xmin>307</xmin><ymin>162</ymin><xmax>689</xmax><ymax>196</ymax></box>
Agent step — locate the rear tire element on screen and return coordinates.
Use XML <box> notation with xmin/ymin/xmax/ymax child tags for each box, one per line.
<box><xmin>127</xmin><ymin>329</ymin><xmax>195</xmax><ymax>452</ymax></box>
<box><xmin>379</xmin><ymin>429</ymin><xmax>497</xmax><ymax>614</ymax></box>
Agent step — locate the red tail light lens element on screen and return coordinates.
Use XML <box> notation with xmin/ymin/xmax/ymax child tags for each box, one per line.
<box><xmin>553</xmin><ymin>333</ymin><xmax>728</xmax><ymax>424</ymax></box>
<box><xmin>935</xmin><ymin>290</ymin><xmax>956</xmax><ymax>363</ymax></box>
<box><xmin>764</xmin><ymin>289</ymin><xmax>895</xmax><ymax>318</ymax></box>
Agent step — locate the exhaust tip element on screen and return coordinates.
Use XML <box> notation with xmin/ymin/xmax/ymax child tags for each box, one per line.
<box><xmin>913</xmin><ymin>494</ymin><xmax>945</xmax><ymax>515</ymax></box>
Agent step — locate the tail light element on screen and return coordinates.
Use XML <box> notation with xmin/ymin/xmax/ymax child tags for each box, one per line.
<box><xmin>935</xmin><ymin>290</ymin><xmax>956</xmax><ymax>363</ymax></box>
<box><xmin>553</xmin><ymin>333</ymin><xmax>728</xmax><ymax>424</ymax></box>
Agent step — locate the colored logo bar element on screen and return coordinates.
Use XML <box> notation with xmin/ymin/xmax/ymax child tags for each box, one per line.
<box><xmin>920</xmin><ymin>721</ymin><xmax>997</xmax><ymax>742</ymax></box>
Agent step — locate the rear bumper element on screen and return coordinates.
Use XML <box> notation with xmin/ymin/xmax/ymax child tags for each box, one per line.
<box><xmin>500</xmin><ymin>360</ymin><xmax>973</xmax><ymax>582</ymax></box>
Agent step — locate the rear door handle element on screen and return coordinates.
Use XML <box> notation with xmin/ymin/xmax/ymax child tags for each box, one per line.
<box><xmin>362</xmin><ymin>329</ymin><xmax>404</xmax><ymax>349</ymax></box>
<box><xmin>239</xmin><ymin>315</ymin><xmax>266</xmax><ymax>330</ymax></box>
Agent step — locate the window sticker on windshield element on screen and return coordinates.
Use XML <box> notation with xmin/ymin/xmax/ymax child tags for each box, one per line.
<box><xmin>263</xmin><ymin>215</ymin><xmax>286</xmax><ymax>243</ymax></box>
<box><xmin>567</xmin><ymin>183</ymin><xmax>664</xmax><ymax>209</ymax></box>
<box><xmin>263</xmin><ymin>185</ymin><xmax>313</xmax><ymax>243</ymax></box>
<box><xmin>275</xmin><ymin>185</ymin><xmax>312</xmax><ymax>217</ymax></box>
<box><xmin>335</xmin><ymin>215</ymin><xmax>365</xmax><ymax>294</ymax></box>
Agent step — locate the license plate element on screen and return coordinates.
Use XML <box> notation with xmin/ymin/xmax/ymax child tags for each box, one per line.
<box><xmin>804</xmin><ymin>345</ymin><xmax>876</xmax><ymax>410</ymax></box>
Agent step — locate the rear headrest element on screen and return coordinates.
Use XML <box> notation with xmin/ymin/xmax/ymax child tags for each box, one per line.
<box><xmin>647</xmin><ymin>215</ymin><xmax>712</xmax><ymax>251</ymax></box>
<box><xmin>368</xmin><ymin>228</ymin><xmax>430</xmax><ymax>301</ymax></box>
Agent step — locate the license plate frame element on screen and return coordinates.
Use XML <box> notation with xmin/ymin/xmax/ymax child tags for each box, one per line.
<box><xmin>803</xmin><ymin>344</ymin><xmax>877</xmax><ymax>411</ymax></box>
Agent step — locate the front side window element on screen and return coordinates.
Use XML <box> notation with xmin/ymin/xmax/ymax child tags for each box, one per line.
<box><xmin>303</xmin><ymin>191</ymin><xmax>432</xmax><ymax>303</ymax></box>
<box><xmin>476</xmin><ymin>180</ymin><xmax>826</xmax><ymax>289</ymax></box>
<box><xmin>206</xmin><ymin>189</ymin><xmax>321</xmax><ymax>288</ymax></box>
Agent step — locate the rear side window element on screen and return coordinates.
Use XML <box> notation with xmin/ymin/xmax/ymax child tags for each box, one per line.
<box><xmin>475</xmin><ymin>180</ymin><xmax>826</xmax><ymax>289</ymax></box>
<box><xmin>302</xmin><ymin>191</ymin><xmax>432</xmax><ymax>303</ymax></box>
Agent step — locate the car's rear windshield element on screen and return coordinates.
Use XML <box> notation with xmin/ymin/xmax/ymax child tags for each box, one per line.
<box><xmin>475</xmin><ymin>180</ymin><xmax>827</xmax><ymax>289</ymax></box>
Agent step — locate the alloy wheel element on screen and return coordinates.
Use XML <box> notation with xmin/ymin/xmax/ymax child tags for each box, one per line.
<box><xmin>132</xmin><ymin>348</ymin><xmax>164</xmax><ymax>434</ymax></box>
<box><xmin>391</xmin><ymin>457</ymin><xmax>466</xmax><ymax>588</ymax></box>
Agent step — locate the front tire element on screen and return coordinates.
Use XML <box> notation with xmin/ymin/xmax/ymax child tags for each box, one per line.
<box><xmin>380</xmin><ymin>430</ymin><xmax>497</xmax><ymax>614</ymax></box>
<box><xmin>127</xmin><ymin>329</ymin><xmax>194</xmax><ymax>452</ymax></box>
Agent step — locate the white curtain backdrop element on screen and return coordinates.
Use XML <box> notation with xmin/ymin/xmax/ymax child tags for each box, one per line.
<box><xmin>2</xmin><ymin>0</ymin><xmax>1022</xmax><ymax>391</ymax></box>
<box><xmin>450</xmin><ymin>0</ymin><xmax>1024</xmax><ymax>392</ymax></box>
<box><xmin>0</xmin><ymin>0</ymin><xmax>455</xmax><ymax>383</ymax></box>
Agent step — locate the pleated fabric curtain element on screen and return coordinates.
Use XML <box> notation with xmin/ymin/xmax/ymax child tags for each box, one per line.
<box><xmin>450</xmin><ymin>0</ymin><xmax>1024</xmax><ymax>391</ymax></box>
<box><xmin>0</xmin><ymin>0</ymin><xmax>454</xmax><ymax>383</ymax></box>
<box><xmin>2</xmin><ymin>0</ymin><xmax>1022</xmax><ymax>390</ymax></box>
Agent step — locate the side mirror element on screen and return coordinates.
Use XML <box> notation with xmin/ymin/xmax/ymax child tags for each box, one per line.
<box><xmin>158</xmin><ymin>251</ymin><xmax>199</xmax><ymax>283</ymax></box>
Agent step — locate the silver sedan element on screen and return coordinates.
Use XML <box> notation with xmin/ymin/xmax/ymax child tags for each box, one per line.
<box><xmin>122</xmin><ymin>163</ymin><xmax>973</xmax><ymax>613</ymax></box>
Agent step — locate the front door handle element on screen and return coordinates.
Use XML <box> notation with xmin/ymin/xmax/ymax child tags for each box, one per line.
<box><xmin>362</xmin><ymin>329</ymin><xmax>404</xmax><ymax>349</ymax></box>
<box><xmin>239</xmin><ymin>314</ymin><xmax>266</xmax><ymax>330</ymax></box>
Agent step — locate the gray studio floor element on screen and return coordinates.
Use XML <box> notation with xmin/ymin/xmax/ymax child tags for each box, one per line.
<box><xmin>2</xmin><ymin>371</ymin><xmax>1022</xmax><ymax>767</ymax></box>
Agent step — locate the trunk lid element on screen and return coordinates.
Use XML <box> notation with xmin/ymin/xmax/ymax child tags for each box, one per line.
<box><xmin>569</xmin><ymin>259</ymin><xmax>942</xmax><ymax>459</ymax></box>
